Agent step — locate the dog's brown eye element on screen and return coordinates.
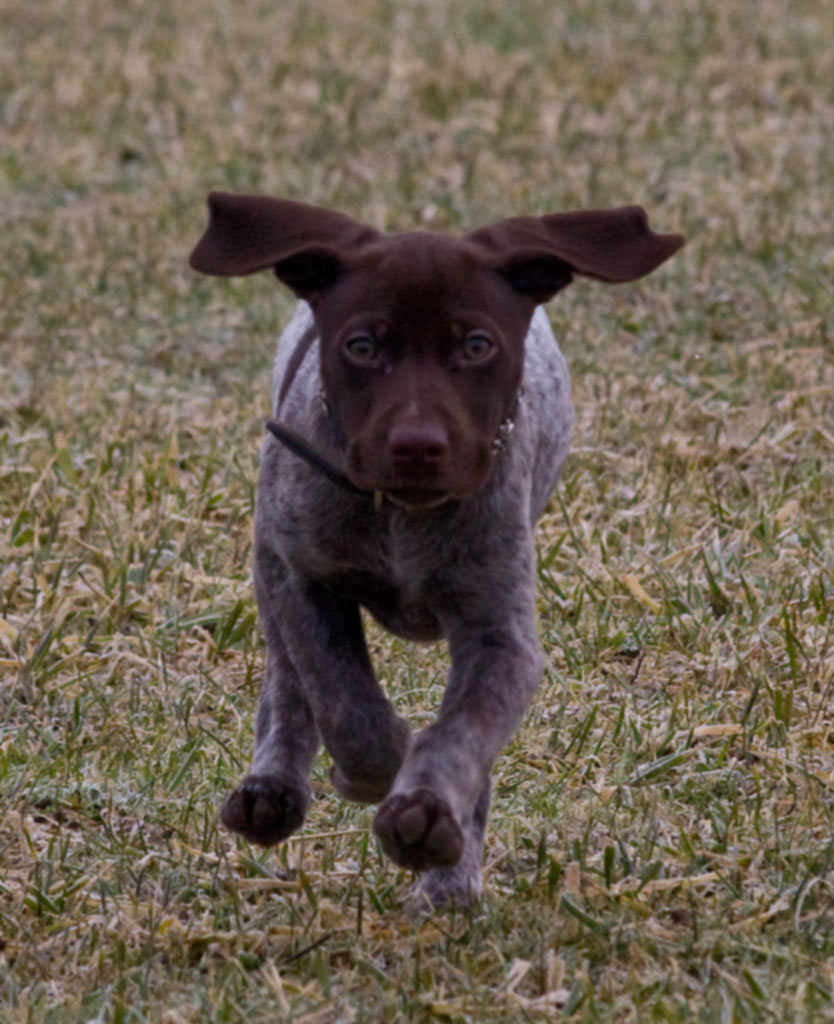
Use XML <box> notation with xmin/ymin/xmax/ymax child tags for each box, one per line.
<box><xmin>345</xmin><ymin>333</ymin><xmax>379</xmax><ymax>363</ymax></box>
<box><xmin>461</xmin><ymin>333</ymin><xmax>495</xmax><ymax>362</ymax></box>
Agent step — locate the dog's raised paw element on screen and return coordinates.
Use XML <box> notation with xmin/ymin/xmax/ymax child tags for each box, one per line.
<box><xmin>220</xmin><ymin>773</ymin><xmax>309</xmax><ymax>846</ymax></box>
<box><xmin>373</xmin><ymin>788</ymin><xmax>464</xmax><ymax>870</ymax></box>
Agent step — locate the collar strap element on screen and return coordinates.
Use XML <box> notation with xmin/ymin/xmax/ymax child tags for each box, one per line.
<box><xmin>265</xmin><ymin>420</ymin><xmax>374</xmax><ymax>498</ymax></box>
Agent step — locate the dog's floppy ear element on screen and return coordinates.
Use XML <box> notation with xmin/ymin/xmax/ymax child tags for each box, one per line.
<box><xmin>189</xmin><ymin>192</ymin><xmax>381</xmax><ymax>299</ymax></box>
<box><xmin>468</xmin><ymin>206</ymin><xmax>684</xmax><ymax>303</ymax></box>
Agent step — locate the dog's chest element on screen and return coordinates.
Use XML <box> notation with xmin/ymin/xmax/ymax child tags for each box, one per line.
<box><xmin>328</xmin><ymin>566</ymin><xmax>444</xmax><ymax>642</ymax></box>
<box><xmin>291</xmin><ymin>504</ymin><xmax>459</xmax><ymax>641</ymax></box>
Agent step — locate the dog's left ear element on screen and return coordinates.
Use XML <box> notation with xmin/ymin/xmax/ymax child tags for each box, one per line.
<box><xmin>468</xmin><ymin>206</ymin><xmax>684</xmax><ymax>303</ymax></box>
<box><xmin>189</xmin><ymin>192</ymin><xmax>381</xmax><ymax>299</ymax></box>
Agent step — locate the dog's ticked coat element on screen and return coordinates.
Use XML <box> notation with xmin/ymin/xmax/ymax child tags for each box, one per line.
<box><xmin>190</xmin><ymin>194</ymin><xmax>683</xmax><ymax>907</ymax></box>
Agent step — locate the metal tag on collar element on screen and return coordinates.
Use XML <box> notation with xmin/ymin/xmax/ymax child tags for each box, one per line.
<box><xmin>491</xmin><ymin>417</ymin><xmax>515</xmax><ymax>454</ymax></box>
<box><xmin>492</xmin><ymin>385</ymin><xmax>524</xmax><ymax>455</ymax></box>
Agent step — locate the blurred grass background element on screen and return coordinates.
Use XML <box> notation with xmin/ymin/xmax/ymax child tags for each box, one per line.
<box><xmin>1</xmin><ymin>0</ymin><xmax>833</xmax><ymax>1020</ymax></box>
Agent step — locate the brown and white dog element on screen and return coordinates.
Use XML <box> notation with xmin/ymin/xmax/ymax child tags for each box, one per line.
<box><xmin>190</xmin><ymin>194</ymin><xmax>683</xmax><ymax>907</ymax></box>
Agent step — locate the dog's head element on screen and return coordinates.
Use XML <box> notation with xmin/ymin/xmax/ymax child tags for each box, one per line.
<box><xmin>190</xmin><ymin>194</ymin><xmax>683</xmax><ymax>507</ymax></box>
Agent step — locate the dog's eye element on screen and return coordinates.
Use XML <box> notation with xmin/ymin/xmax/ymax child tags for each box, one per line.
<box><xmin>344</xmin><ymin>333</ymin><xmax>380</xmax><ymax>364</ymax></box>
<box><xmin>461</xmin><ymin>332</ymin><xmax>495</xmax><ymax>363</ymax></box>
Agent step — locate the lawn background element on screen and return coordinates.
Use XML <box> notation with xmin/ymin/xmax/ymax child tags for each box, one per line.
<box><xmin>1</xmin><ymin>0</ymin><xmax>833</xmax><ymax>1020</ymax></box>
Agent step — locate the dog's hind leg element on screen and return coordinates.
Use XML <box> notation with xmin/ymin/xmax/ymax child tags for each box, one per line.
<box><xmin>410</xmin><ymin>778</ymin><xmax>491</xmax><ymax>910</ymax></box>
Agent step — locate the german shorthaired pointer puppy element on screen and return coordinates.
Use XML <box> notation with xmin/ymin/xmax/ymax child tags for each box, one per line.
<box><xmin>190</xmin><ymin>194</ymin><xmax>683</xmax><ymax>907</ymax></box>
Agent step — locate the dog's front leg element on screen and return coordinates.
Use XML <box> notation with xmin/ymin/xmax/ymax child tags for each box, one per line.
<box><xmin>278</xmin><ymin>577</ymin><xmax>412</xmax><ymax>804</ymax></box>
<box><xmin>220</xmin><ymin>559</ymin><xmax>320</xmax><ymax>846</ymax></box>
<box><xmin>374</xmin><ymin>569</ymin><xmax>542</xmax><ymax>896</ymax></box>
<box><xmin>258</xmin><ymin>539</ymin><xmax>412</xmax><ymax>804</ymax></box>
<box><xmin>223</xmin><ymin>559</ymin><xmax>412</xmax><ymax>845</ymax></box>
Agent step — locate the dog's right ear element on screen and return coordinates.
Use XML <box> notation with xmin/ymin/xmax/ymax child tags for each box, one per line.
<box><xmin>189</xmin><ymin>192</ymin><xmax>380</xmax><ymax>299</ymax></box>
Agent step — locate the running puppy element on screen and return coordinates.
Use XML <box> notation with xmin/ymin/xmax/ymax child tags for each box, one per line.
<box><xmin>190</xmin><ymin>194</ymin><xmax>683</xmax><ymax>907</ymax></box>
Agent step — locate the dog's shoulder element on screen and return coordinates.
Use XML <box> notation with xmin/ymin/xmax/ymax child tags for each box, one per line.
<box><xmin>516</xmin><ymin>308</ymin><xmax>574</xmax><ymax>521</ymax></box>
<box><xmin>271</xmin><ymin>302</ymin><xmax>319</xmax><ymax>416</ymax></box>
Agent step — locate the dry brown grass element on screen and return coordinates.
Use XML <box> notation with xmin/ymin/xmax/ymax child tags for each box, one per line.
<box><xmin>2</xmin><ymin>0</ymin><xmax>833</xmax><ymax>1020</ymax></box>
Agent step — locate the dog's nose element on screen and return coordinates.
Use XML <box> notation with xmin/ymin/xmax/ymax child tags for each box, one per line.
<box><xmin>388</xmin><ymin>421</ymin><xmax>449</xmax><ymax>467</ymax></box>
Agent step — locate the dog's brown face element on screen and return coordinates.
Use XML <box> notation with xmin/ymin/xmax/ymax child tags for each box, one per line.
<box><xmin>190</xmin><ymin>193</ymin><xmax>684</xmax><ymax>504</ymax></box>
<box><xmin>311</xmin><ymin>233</ymin><xmax>535</xmax><ymax>504</ymax></box>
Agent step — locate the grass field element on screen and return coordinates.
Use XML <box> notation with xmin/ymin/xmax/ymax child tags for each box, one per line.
<box><xmin>2</xmin><ymin>0</ymin><xmax>833</xmax><ymax>1020</ymax></box>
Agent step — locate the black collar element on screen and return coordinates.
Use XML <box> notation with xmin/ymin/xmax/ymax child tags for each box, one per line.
<box><xmin>265</xmin><ymin>419</ymin><xmax>373</xmax><ymax>498</ymax></box>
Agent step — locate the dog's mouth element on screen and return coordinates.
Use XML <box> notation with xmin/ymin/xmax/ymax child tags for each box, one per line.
<box><xmin>382</xmin><ymin>486</ymin><xmax>457</xmax><ymax>511</ymax></box>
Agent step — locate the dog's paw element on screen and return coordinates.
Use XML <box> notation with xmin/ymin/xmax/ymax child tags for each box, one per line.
<box><xmin>220</xmin><ymin>773</ymin><xmax>309</xmax><ymax>846</ymax></box>
<box><xmin>373</xmin><ymin>788</ymin><xmax>464</xmax><ymax>870</ymax></box>
<box><xmin>330</xmin><ymin>765</ymin><xmax>392</xmax><ymax>804</ymax></box>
